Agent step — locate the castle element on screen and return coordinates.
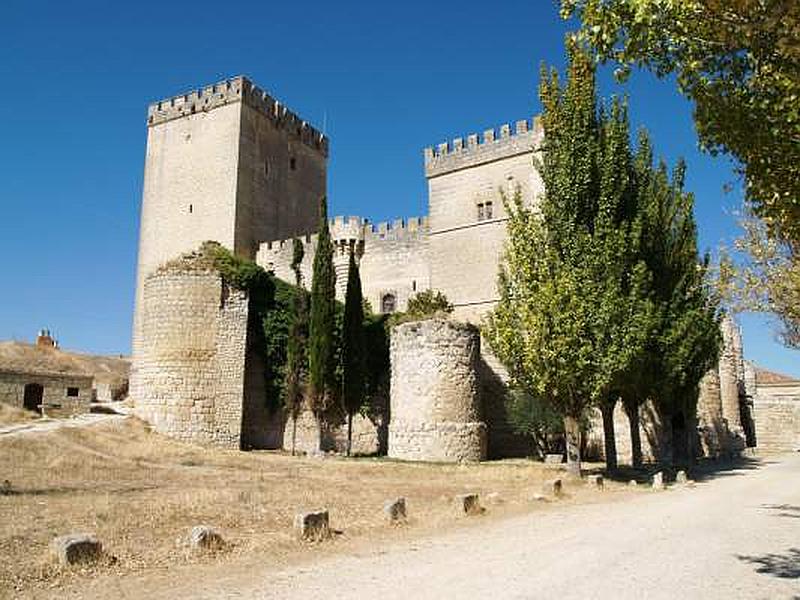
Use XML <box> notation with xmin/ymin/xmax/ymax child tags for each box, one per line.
<box><xmin>130</xmin><ymin>75</ymin><xmax>800</xmax><ymax>459</ymax></box>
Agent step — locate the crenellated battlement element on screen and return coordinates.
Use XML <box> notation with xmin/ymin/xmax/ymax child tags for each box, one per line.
<box><xmin>363</xmin><ymin>216</ymin><xmax>429</xmax><ymax>240</ymax></box>
<box><xmin>424</xmin><ymin>116</ymin><xmax>542</xmax><ymax>178</ymax></box>
<box><xmin>258</xmin><ymin>215</ymin><xmax>430</xmax><ymax>255</ymax></box>
<box><xmin>146</xmin><ymin>75</ymin><xmax>329</xmax><ymax>156</ymax></box>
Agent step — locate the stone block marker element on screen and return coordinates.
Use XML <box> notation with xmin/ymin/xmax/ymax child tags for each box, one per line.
<box><xmin>51</xmin><ymin>534</ymin><xmax>103</xmax><ymax>566</ymax></box>
<box><xmin>454</xmin><ymin>493</ymin><xmax>483</xmax><ymax>516</ymax></box>
<box><xmin>544</xmin><ymin>454</ymin><xmax>564</xmax><ymax>464</ymax></box>
<box><xmin>384</xmin><ymin>497</ymin><xmax>407</xmax><ymax>523</ymax></box>
<box><xmin>628</xmin><ymin>479</ymin><xmax>638</xmax><ymax>487</ymax></box>
<box><xmin>586</xmin><ymin>474</ymin><xmax>604</xmax><ymax>489</ymax></box>
<box><xmin>543</xmin><ymin>478</ymin><xmax>563</xmax><ymax>497</ymax></box>
<box><xmin>675</xmin><ymin>470</ymin><xmax>688</xmax><ymax>484</ymax></box>
<box><xmin>189</xmin><ymin>525</ymin><xmax>224</xmax><ymax>552</ymax></box>
<box><xmin>652</xmin><ymin>471</ymin><xmax>666</xmax><ymax>490</ymax></box>
<box><xmin>294</xmin><ymin>510</ymin><xmax>331</xmax><ymax>541</ymax></box>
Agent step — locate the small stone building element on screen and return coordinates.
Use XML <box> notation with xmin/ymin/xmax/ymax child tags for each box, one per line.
<box><xmin>0</xmin><ymin>332</ymin><xmax>94</xmax><ymax>418</ymax></box>
<box><xmin>750</xmin><ymin>366</ymin><xmax>800</xmax><ymax>453</ymax></box>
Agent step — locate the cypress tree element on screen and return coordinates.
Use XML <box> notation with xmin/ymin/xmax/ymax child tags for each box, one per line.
<box><xmin>285</xmin><ymin>238</ymin><xmax>308</xmax><ymax>456</ymax></box>
<box><xmin>308</xmin><ymin>196</ymin><xmax>336</xmax><ymax>447</ymax></box>
<box><xmin>341</xmin><ymin>249</ymin><xmax>365</xmax><ymax>456</ymax></box>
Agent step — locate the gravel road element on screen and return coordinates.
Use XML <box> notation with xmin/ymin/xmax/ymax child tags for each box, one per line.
<box><xmin>227</xmin><ymin>454</ymin><xmax>800</xmax><ymax>599</ymax></box>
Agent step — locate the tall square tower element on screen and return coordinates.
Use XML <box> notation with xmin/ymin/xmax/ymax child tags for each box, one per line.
<box><xmin>424</xmin><ymin>119</ymin><xmax>543</xmax><ymax>323</ymax></box>
<box><xmin>133</xmin><ymin>76</ymin><xmax>328</xmax><ymax>354</ymax></box>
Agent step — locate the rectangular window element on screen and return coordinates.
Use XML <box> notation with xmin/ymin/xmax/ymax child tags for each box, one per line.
<box><xmin>477</xmin><ymin>203</ymin><xmax>485</xmax><ymax>221</ymax></box>
<box><xmin>485</xmin><ymin>201</ymin><xmax>493</xmax><ymax>219</ymax></box>
<box><xmin>66</xmin><ymin>387</ymin><xmax>79</xmax><ymax>397</ymax></box>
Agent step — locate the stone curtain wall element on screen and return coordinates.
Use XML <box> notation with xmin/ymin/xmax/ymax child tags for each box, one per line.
<box><xmin>0</xmin><ymin>371</ymin><xmax>92</xmax><ymax>418</ymax></box>
<box><xmin>131</xmin><ymin>269</ymin><xmax>250</xmax><ymax>448</ymax></box>
<box><xmin>257</xmin><ymin>216</ymin><xmax>430</xmax><ymax>314</ymax></box>
<box><xmin>753</xmin><ymin>383</ymin><xmax>800</xmax><ymax>453</ymax></box>
<box><xmin>389</xmin><ymin>319</ymin><xmax>486</xmax><ymax>462</ymax></box>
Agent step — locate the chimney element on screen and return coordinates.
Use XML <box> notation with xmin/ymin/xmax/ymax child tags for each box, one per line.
<box><xmin>36</xmin><ymin>329</ymin><xmax>55</xmax><ymax>348</ymax></box>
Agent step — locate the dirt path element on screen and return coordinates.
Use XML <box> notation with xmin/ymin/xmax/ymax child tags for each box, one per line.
<box><xmin>117</xmin><ymin>453</ymin><xmax>800</xmax><ymax>600</ymax></box>
<box><xmin>0</xmin><ymin>413</ymin><xmax>127</xmax><ymax>438</ymax></box>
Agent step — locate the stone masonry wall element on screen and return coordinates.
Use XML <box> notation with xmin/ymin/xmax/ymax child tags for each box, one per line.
<box><xmin>256</xmin><ymin>216</ymin><xmax>430</xmax><ymax>314</ymax></box>
<box><xmin>389</xmin><ymin>319</ymin><xmax>486</xmax><ymax>462</ymax></box>
<box><xmin>753</xmin><ymin>383</ymin><xmax>800</xmax><ymax>453</ymax></box>
<box><xmin>425</xmin><ymin>118</ymin><xmax>544</xmax><ymax>324</ymax></box>
<box><xmin>0</xmin><ymin>371</ymin><xmax>92</xmax><ymax>418</ymax></box>
<box><xmin>131</xmin><ymin>269</ymin><xmax>250</xmax><ymax>448</ymax></box>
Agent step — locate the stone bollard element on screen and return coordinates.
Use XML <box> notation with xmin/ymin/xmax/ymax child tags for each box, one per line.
<box><xmin>51</xmin><ymin>534</ymin><xmax>103</xmax><ymax>566</ymax></box>
<box><xmin>294</xmin><ymin>510</ymin><xmax>332</xmax><ymax>541</ymax></box>
<box><xmin>188</xmin><ymin>525</ymin><xmax>224</xmax><ymax>552</ymax></box>
<box><xmin>628</xmin><ymin>479</ymin><xmax>638</xmax><ymax>487</ymax></box>
<box><xmin>586</xmin><ymin>474</ymin><xmax>604</xmax><ymax>489</ymax></box>
<box><xmin>384</xmin><ymin>497</ymin><xmax>407</xmax><ymax>523</ymax></box>
<box><xmin>454</xmin><ymin>493</ymin><xmax>483</xmax><ymax>516</ymax></box>
<box><xmin>651</xmin><ymin>472</ymin><xmax>665</xmax><ymax>490</ymax></box>
<box><xmin>675</xmin><ymin>470</ymin><xmax>688</xmax><ymax>484</ymax></box>
<box><xmin>544</xmin><ymin>454</ymin><xmax>564</xmax><ymax>465</ymax></box>
<box><xmin>543</xmin><ymin>478</ymin><xmax>563</xmax><ymax>497</ymax></box>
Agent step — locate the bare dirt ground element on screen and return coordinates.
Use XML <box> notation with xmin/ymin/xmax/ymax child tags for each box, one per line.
<box><xmin>98</xmin><ymin>452</ymin><xmax>800</xmax><ymax>600</ymax></box>
<box><xmin>0</xmin><ymin>417</ymin><xmax>622</xmax><ymax>599</ymax></box>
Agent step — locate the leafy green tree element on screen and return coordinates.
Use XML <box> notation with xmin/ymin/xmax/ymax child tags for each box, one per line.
<box><xmin>635</xmin><ymin>143</ymin><xmax>722</xmax><ymax>466</ymax></box>
<box><xmin>719</xmin><ymin>212</ymin><xmax>800</xmax><ymax>349</ymax></box>
<box><xmin>488</xmin><ymin>44</ymin><xmax>652</xmax><ymax>473</ymax></box>
<box><xmin>285</xmin><ymin>238</ymin><xmax>309</xmax><ymax>455</ymax></box>
<box><xmin>506</xmin><ymin>387</ymin><xmax>565</xmax><ymax>458</ymax></box>
<box><xmin>341</xmin><ymin>250</ymin><xmax>366</xmax><ymax>456</ymax></box>
<box><xmin>406</xmin><ymin>290</ymin><xmax>453</xmax><ymax>317</ymax></box>
<box><xmin>561</xmin><ymin>0</ymin><xmax>800</xmax><ymax>247</ymax></box>
<box><xmin>308</xmin><ymin>196</ymin><xmax>337</xmax><ymax>446</ymax></box>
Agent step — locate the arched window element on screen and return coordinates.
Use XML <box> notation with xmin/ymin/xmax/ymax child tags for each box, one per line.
<box><xmin>381</xmin><ymin>293</ymin><xmax>397</xmax><ymax>314</ymax></box>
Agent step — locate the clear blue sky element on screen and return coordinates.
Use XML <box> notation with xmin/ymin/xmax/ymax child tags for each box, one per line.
<box><xmin>1</xmin><ymin>0</ymin><xmax>797</xmax><ymax>376</ymax></box>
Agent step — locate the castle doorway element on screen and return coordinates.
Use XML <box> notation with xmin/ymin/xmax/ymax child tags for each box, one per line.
<box><xmin>23</xmin><ymin>383</ymin><xmax>43</xmax><ymax>413</ymax></box>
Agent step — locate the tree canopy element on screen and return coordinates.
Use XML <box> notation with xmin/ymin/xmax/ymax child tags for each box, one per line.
<box><xmin>561</xmin><ymin>0</ymin><xmax>800</xmax><ymax>247</ymax></box>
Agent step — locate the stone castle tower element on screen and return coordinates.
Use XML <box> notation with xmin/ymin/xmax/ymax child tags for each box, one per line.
<box><xmin>132</xmin><ymin>76</ymin><xmax>328</xmax><ymax>355</ymax></box>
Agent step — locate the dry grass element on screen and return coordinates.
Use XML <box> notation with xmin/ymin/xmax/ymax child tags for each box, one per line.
<box><xmin>0</xmin><ymin>404</ymin><xmax>40</xmax><ymax>427</ymax></box>
<box><xmin>0</xmin><ymin>418</ymin><xmax>620</xmax><ymax>598</ymax></box>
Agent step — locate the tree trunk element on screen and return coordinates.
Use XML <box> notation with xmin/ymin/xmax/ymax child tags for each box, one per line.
<box><xmin>600</xmin><ymin>400</ymin><xmax>618</xmax><ymax>473</ymax></box>
<box><xmin>291</xmin><ymin>412</ymin><xmax>298</xmax><ymax>457</ymax></box>
<box><xmin>346</xmin><ymin>413</ymin><xmax>353</xmax><ymax>457</ymax></box>
<box><xmin>563</xmin><ymin>415</ymin><xmax>582</xmax><ymax>475</ymax></box>
<box><xmin>657</xmin><ymin>410</ymin><xmax>674</xmax><ymax>469</ymax></box>
<box><xmin>624</xmin><ymin>400</ymin><xmax>643</xmax><ymax>469</ymax></box>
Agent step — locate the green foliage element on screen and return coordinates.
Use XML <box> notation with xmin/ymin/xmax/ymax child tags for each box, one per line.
<box><xmin>506</xmin><ymin>388</ymin><xmax>564</xmax><ymax>457</ymax></box>
<box><xmin>406</xmin><ymin>290</ymin><xmax>453</xmax><ymax>317</ymax></box>
<box><xmin>719</xmin><ymin>212</ymin><xmax>800</xmax><ymax>349</ymax></box>
<box><xmin>284</xmin><ymin>239</ymin><xmax>309</xmax><ymax>423</ymax></box>
<box><xmin>561</xmin><ymin>0</ymin><xmax>800</xmax><ymax>247</ymax></box>
<box><xmin>342</xmin><ymin>251</ymin><xmax>366</xmax><ymax>418</ymax></box>
<box><xmin>387</xmin><ymin>289</ymin><xmax>453</xmax><ymax>327</ymax></box>
<box><xmin>487</xmin><ymin>44</ymin><xmax>647</xmax><ymax>470</ymax></box>
<box><xmin>308</xmin><ymin>197</ymin><xmax>337</xmax><ymax>415</ymax></box>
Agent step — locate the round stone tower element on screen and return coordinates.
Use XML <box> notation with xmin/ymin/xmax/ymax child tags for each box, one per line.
<box><xmin>388</xmin><ymin>318</ymin><xmax>487</xmax><ymax>462</ymax></box>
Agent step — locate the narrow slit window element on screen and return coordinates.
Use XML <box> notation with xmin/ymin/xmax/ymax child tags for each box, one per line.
<box><xmin>188</xmin><ymin>204</ymin><xmax>193</xmax><ymax>214</ymax></box>
<box><xmin>289</xmin><ymin>157</ymin><xmax>297</xmax><ymax>171</ymax></box>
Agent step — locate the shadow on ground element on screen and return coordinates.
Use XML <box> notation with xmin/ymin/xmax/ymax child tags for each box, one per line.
<box><xmin>600</xmin><ymin>455</ymin><xmax>773</xmax><ymax>484</ymax></box>
<box><xmin>737</xmin><ymin>548</ymin><xmax>800</xmax><ymax>579</ymax></box>
<box><xmin>760</xmin><ymin>504</ymin><xmax>800</xmax><ymax>519</ymax></box>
